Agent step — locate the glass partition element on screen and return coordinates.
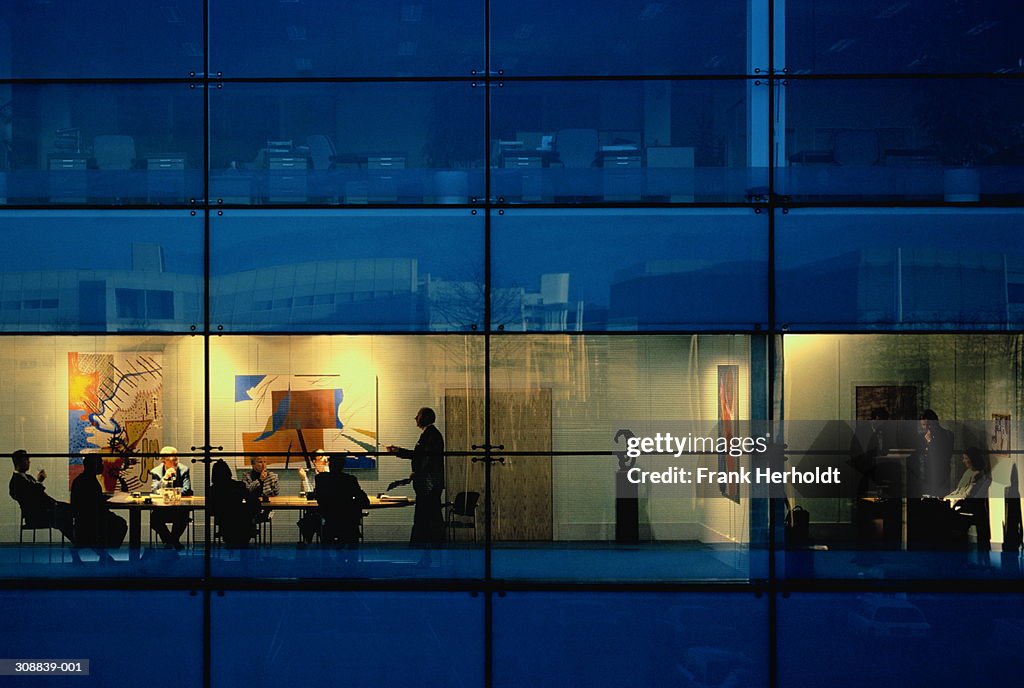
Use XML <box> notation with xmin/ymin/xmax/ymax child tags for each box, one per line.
<box><xmin>495</xmin><ymin>592</ymin><xmax>769</xmax><ymax>688</ymax></box>
<box><xmin>778</xmin><ymin>593</ymin><xmax>1024</xmax><ymax>686</ymax></box>
<box><xmin>490</xmin><ymin>80</ymin><xmax>767</xmax><ymax>204</ymax></box>
<box><xmin>776</xmin><ymin>208</ymin><xmax>1024</xmax><ymax>331</ymax></box>
<box><xmin>777</xmin><ymin>78</ymin><xmax>1024</xmax><ymax>202</ymax></box>
<box><xmin>209</xmin><ymin>82</ymin><xmax>486</xmax><ymax>205</ymax></box>
<box><xmin>211</xmin><ymin>209</ymin><xmax>484</xmax><ymax>332</ymax></box>
<box><xmin>0</xmin><ymin>211</ymin><xmax>202</xmax><ymax>332</ymax></box>
<box><xmin>210</xmin><ymin>0</ymin><xmax>484</xmax><ymax>78</ymax></box>
<box><xmin>0</xmin><ymin>590</ymin><xmax>202</xmax><ymax>688</ymax></box>
<box><xmin>492</xmin><ymin>209</ymin><xmax>768</xmax><ymax>331</ymax></box>
<box><xmin>0</xmin><ymin>83</ymin><xmax>204</xmax><ymax>206</ymax></box>
<box><xmin>784</xmin><ymin>0</ymin><xmax>1023</xmax><ymax>75</ymax></box>
<box><xmin>212</xmin><ymin>592</ymin><xmax>483</xmax><ymax>687</ymax></box>
<box><xmin>0</xmin><ymin>1</ymin><xmax>203</xmax><ymax>78</ymax></box>
<box><xmin>490</xmin><ymin>0</ymin><xmax>754</xmax><ymax>76</ymax></box>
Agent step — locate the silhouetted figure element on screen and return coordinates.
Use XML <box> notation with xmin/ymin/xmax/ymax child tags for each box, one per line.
<box><xmin>314</xmin><ymin>454</ymin><xmax>370</xmax><ymax>545</ymax></box>
<box><xmin>71</xmin><ymin>455</ymin><xmax>127</xmax><ymax>549</ymax></box>
<box><xmin>912</xmin><ymin>409</ymin><xmax>954</xmax><ymax>497</ymax></box>
<box><xmin>387</xmin><ymin>407</ymin><xmax>446</xmax><ymax>547</ymax></box>
<box><xmin>148</xmin><ymin>446</ymin><xmax>192</xmax><ymax>549</ymax></box>
<box><xmin>209</xmin><ymin>459</ymin><xmax>255</xmax><ymax>548</ymax></box>
<box><xmin>297</xmin><ymin>451</ymin><xmax>329</xmax><ymax>544</ymax></box>
<box><xmin>9</xmin><ymin>449</ymin><xmax>74</xmax><ymax>542</ymax></box>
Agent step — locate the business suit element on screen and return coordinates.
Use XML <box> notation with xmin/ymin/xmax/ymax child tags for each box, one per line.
<box><xmin>396</xmin><ymin>424</ymin><xmax>446</xmax><ymax>545</ymax></box>
<box><xmin>9</xmin><ymin>471</ymin><xmax>74</xmax><ymax>541</ymax></box>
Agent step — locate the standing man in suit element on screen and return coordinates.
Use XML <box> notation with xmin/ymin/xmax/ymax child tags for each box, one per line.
<box><xmin>148</xmin><ymin>446</ymin><xmax>192</xmax><ymax>550</ymax></box>
<box><xmin>387</xmin><ymin>407</ymin><xmax>446</xmax><ymax>547</ymax></box>
<box><xmin>916</xmin><ymin>409</ymin><xmax>954</xmax><ymax>498</ymax></box>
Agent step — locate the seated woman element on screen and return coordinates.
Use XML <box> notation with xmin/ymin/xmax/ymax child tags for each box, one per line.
<box><xmin>944</xmin><ymin>447</ymin><xmax>991</xmax><ymax>504</ymax></box>
<box><xmin>208</xmin><ymin>459</ymin><xmax>255</xmax><ymax>548</ymax></box>
<box><xmin>944</xmin><ymin>446</ymin><xmax>991</xmax><ymax>551</ymax></box>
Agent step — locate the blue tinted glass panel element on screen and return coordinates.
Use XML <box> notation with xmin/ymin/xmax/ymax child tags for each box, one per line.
<box><xmin>491</xmin><ymin>0</ymin><xmax>753</xmax><ymax>76</ymax></box>
<box><xmin>495</xmin><ymin>593</ymin><xmax>768</xmax><ymax>687</ymax></box>
<box><xmin>492</xmin><ymin>209</ymin><xmax>767</xmax><ymax>331</ymax></box>
<box><xmin>785</xmin><ymin>0</ymin><xmax>1024</xmax><ymax>74</ymax></box>
<box><xmin>779</xmin><ymin>594</ymin><xmax>1024</xmax><ymax>686</ymax></box>
<box><xmin>211</xmin><ymin>210</ymin><xmax>483</xmax><ymax>331</ymax></box>
<box><xmin>0</xmin><ymin>212</ymin><xmax>201</xmax><ymax>332</ymax></box>
<box><xmin>778</xmin><ymin>79</ymin><xmax>1024</xmax><ymax>201</ymax></box>
<box><xmin>0</xmin><ymin>590</ymin><xmax>201</xmax><ymax>687</ymax></box>
<box><xmin>211</xmin><ymin>0</ymin><xmax>484</xmax><ymax>77</ymax></box>
<box><xmin>0</xmin><ymin>1</ymin><xmax>202</xmax><ymax>78</ymax></box>
<box><xmin>210</xmin><ymin>82</ymin><xmax>485</xmax><ymax>205</ymax></box>
<box><xmin>0</xmin><ymin>84</ymin><xmax>203</xmax><ymax>206</ymax></box>
<box><xmin>212</xmin><ymin>592</ymin><xmax>482</xmax><ymax>687</ymax></box>
<box><xmin>491</xmin><ymin>80</ymin><xmax>767</xmax><ymax>203</ymax></box>
<box><xmin>777</xmin><ymin>209</ymin><xmax>1024</xmax><ymax>330</ymax></box>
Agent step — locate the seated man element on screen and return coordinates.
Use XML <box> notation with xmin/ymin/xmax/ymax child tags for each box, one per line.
<box><xmin>241</xmin><ymin>456</ymin><xmax>280</xmax><ymax>535</ymax></box>
<box><xmin>148</xmin><ymin>446</ymin><xmax>192</xmax><ymax>550</ymax></box>
<box><xmin>297</xmin><ymin>451</ymin><xmax>329</xmax><ymax>545</ymax></box>
<box><xmin>314</xmin><ymin>454</ymin><xmax>369</xmax><ymax>545</ymax></box>
<box><xmin>9</xmin><ymin>449</ymin><xmax>73</xmax><ymax>542</ymax></box>
<box><xmin>209</xmin><ymin>459</ymin><xmax>256</xmax><ymax>548</ymax></box>
<box><xmin>71</xmin><ymin>455</ymin><xmax>127</xmax><ymax>550</ymax></box>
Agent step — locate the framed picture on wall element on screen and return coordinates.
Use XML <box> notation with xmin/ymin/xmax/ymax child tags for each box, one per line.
<box><xmin>992</xmin><ymin>413</ymin><xmax>1011</xmax><ymax>458</ymax></box>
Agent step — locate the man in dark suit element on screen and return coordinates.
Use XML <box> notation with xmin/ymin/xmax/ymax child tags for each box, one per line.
<box><xmin>387</xmin><ymin>407</ymin><xmax>446</xmax><ymax>546</ymax></box>
<box><xmin>915</xmin><ymin>409</ymin><xmax>954</xmax><ymax>498</ymax></box>
<box><xmin>9</xmin><ymin>449</ymin><xmax>73</xmax><ymax>542</ymax></box>
<box><xmin>314</xmin><ymin>454</ymin><xmax>370</xmax><ymax>545</ymax></box>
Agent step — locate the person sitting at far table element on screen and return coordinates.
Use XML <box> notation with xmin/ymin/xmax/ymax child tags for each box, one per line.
<box><xmin>148</xmin><ymin>446</ymin><xmax>192</xmax><ymax>550</ymax></box>
<box><xmin>297</xmin><ymin>450</ymin><xmax>329</xmax><ymax>545</ymax></box>
<box><xmin>314</xmin><ymin>454</ymin><xmax>370</xmax><ymax>546</ymax></box>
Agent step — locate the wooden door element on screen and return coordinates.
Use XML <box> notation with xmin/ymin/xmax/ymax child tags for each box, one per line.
<box><xmin>444</xmin><ymin>389</ymin><xmax>552</xmax><ymax>541</ymax></box>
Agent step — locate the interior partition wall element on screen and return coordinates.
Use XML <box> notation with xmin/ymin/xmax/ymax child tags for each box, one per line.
<box><xmin>1</xmin><ymin>2</ymin><xmax>1023</xmax><ymax>687</ymax></box>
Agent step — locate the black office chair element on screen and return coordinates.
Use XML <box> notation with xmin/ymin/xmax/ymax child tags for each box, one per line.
<box><xmin>444</xmin><ymin>491</ymin><xmax>480</xmax><ymax>542</ymax></box>
<box><xmin>19</xmin><ymin>505</ymin><xmax>55</xmax><ymax>545</ymax></box>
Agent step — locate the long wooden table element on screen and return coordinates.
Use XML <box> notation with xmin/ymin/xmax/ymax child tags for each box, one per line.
<box><xmin>107</xmin><ymin>494</ymin><xmax>414</xmax><ymax>551</ymax></box>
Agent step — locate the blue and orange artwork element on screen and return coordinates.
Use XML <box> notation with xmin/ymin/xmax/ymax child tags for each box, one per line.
<box><xmin>68</xmin><ymin>352</ymin><xmax>163</xmax><ymax>490</ymax></box>
<box><xmin>235</xmin><ymin>374</ymin><xmax>377</xmax><ymax>470</ymax></box>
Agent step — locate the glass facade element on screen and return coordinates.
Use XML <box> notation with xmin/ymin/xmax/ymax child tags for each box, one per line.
<box><xmin>1</xmin><ymin>2</ymin><xmax>1022</xmax><ymax>686</ymax></box>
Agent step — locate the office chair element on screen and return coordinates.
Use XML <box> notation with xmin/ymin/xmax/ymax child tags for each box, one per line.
<box><xmin>444</xmin><ymin>491</ymin><xmax>480</xmax><ymax>542</ymax></box>
<box><xmin>19</xmin><ymin>506</ymin><xmax>55</xmax><ymax>545</ymax></box>
<box><xmin>305</xmin><ymin>134</ymin><xmax>337</xmax><ymax>170</ymax></box>
<box><xmin>93</xmin><ymin>135</ymin><xmax>137</xmax><ymax>170</ymax></box>
<box><xmin>554</xmin><ymin>128</ymin><xmax>599</xmax><ymax>168</ymax></box>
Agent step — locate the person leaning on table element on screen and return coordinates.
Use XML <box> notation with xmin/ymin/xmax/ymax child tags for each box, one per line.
<box><xmin>209</xmin><ymin>459</ymin><xmax>256</xmax><ymax>548</ymax></box>
<box><xmin>71</xmin><ymin>455</ymin><xmax>127</xmax><ymax>550</ymax></box>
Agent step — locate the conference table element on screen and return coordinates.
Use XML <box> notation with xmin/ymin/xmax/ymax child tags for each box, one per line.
<box><xmin>107</xmin><ymin>493</ymin><xmax>414</xmax><ymax>552</ymax></box>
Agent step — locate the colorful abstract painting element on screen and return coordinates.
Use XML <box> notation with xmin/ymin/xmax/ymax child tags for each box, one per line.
<box><xmin>234</xmin><ymin>374</ymin><xmax>377</xmax><ymax>470</ymax></box>
<box><xmin>68</xmin><ymin>352</ymin><xmax>163</xmax><ymax>491</ymax></box>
